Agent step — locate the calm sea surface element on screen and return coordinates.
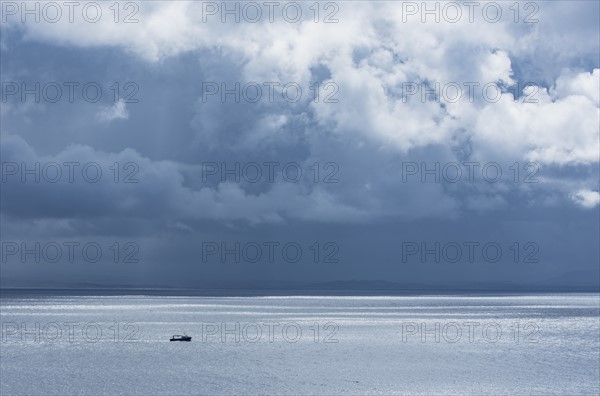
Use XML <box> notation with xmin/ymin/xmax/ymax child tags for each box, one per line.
<box><xmin>1</xmin><ymin>294</ymin><xmax>599</xmax><ymax>395</ymax></box>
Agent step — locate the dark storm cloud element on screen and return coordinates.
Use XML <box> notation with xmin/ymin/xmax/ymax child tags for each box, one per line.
<box><xmin>1</xmin><ymin>1</ymin><xmax>598</xmax><ymax>290</ymax></box>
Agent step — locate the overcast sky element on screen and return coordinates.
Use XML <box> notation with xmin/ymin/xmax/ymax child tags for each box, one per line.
<box><xmin>1</xmin><ymin>1</ymin><xmax>598</xmax><ymax>290</ymax></box>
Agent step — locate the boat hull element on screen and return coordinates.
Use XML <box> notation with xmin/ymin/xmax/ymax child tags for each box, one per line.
<box><xmin>170</xmin><ymin>337</ymin><xmax>192</xmax><ymax>342</ymax></box>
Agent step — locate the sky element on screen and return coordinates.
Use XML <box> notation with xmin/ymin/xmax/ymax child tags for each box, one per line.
<box><xmin>0</xmin><ymin>0</ymin><xmax>599</xmax><ymax>290</ymax></box>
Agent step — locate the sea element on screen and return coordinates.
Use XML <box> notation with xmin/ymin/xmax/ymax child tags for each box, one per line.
<box><xmin>1</xmin><ymin>292</ymin><xmax>599</xmax><ymax>395</ymax></box>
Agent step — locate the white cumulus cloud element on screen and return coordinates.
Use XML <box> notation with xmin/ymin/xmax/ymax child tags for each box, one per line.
<box><xmin>571</xmin><ymin>189</ymin><xmax>600</xmax><ymax>209</ymax></box>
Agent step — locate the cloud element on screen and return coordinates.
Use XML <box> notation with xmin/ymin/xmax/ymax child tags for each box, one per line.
<box><xmin>4</xmin><ymin>3</ymin><xmax>598</xmax><ymax>160</ymax></box>
<box><xmin>470</xmin><ymin>69</ymin><xmax>600</xmax><ymax>166</ymax></box>
<box><xmin>571</xmin><ymin>189</ymin><xmax>600</xmax><ymax>209</ymax></box>
<box><xmin>0</xmin><ymin>134</ymin><xmax>374</xmax><ymax>226</ymax></box>
<box><xmin>1</xmin><ymin>1</ymin><xmax>598</xmax><ymax>288</ymax></box>
<box><xmin>96</xmin><ymin>99</ymin><xmax>129</xmax><ymax>122</ymax></box>
<box><xmin>2</xmin><ymin>2</ymin><xmax>598</xmax><ymax>216</ymax></box>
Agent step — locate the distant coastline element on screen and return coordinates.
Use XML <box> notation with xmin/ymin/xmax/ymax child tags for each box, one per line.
<box><xmin>2</xmin><ymin>286</ymin><xmax>599</xmax><ymax>298</ymax></box>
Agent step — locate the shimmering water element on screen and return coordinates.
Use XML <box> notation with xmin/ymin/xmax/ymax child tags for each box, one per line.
<box><xmin>1</xmin><ymin>294</ymin><xmax>599</xmax><ymax>395</ymax></box>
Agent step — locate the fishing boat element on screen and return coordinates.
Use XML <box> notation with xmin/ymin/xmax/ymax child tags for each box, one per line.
<box><xmin>170</xmin><ymin>334</ymin><xmax>192</xmax><ymax>342</ymax></box>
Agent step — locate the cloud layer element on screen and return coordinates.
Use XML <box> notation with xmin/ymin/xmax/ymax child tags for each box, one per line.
<box><xmin>1</xmin><ymin>1</ymin><xmax>598</xmax><ymax>288</ymax></box>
